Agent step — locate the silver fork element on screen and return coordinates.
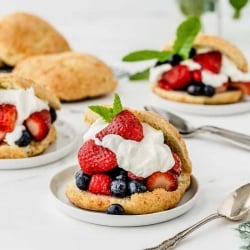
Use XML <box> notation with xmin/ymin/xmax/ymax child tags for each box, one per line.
<box><xmin>144</xmin><ymin>105</ymin><xmax>250</xmax><ymax>150</ymax></box>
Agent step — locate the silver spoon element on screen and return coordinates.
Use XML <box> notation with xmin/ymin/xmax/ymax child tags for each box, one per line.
<box><xmin>144</xmin><ymin>183</ymin><xmax>250</xmax><ymax>250</ymax></box>
<box><xmin>144</xmin><ymin>105</ymin><xmax>250</xmax><ymax>150</ymax></box>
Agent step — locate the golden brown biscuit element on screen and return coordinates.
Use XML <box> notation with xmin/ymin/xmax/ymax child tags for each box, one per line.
<box><xmin>13</xmin><ymin>52</ymin><xmax>118</xmax><ymax>101</ymax></box>
<box><xmin>154</xmin><ymin>34</ymin><xmax>248</xmax><ymax>105</ymax></box>
<box><xmin>0</xmin><ymin>74</ymin><xmax>61</xmax><ymax>158</ymax></box>
<box><xmin>66</xmin><ymin>109</ymin><xmax>192</xmax><ymax>215</ymax></box>
<box><xmin>0</xmin><ymin>12</ymin><xmax>70</xmax><ymax>66</ymax></box>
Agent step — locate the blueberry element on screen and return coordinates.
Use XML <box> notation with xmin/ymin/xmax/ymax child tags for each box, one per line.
<box><xmin>108</xmin><ymin>167</ymin><xmax>127</xmax><ymax>181</ymax></box>
<box><xmin>204</xmin><ymin>85</ymin><xmax>215</xmax><ymax>97</ymax></box>
<box><xmin>187</xmin><ymin>83</ymin><xmax>205</xmax><ymax>96</ymax></box>
<box><xmin>168</xmin><ymin>54</ymin><xmax>183</xmax><ymax>66</ymax></box>
<box><xmin>49</xmin><ymin>107</ymin><xmax>57</xmax><ymax>123</ymax></box>
<box><xmin>189</xmin><ymin>48</ymin><xmax>196</xmax><ymax>58</ymax></box>
<box><xmin>107</xmin><ymin>204</ymin><xmax>125</xmax><ymax>215</ymax></box>
<box><xmin>75</xmin><ymin>170</ymin><xmax>90</xmax><ymax>190</ymax></box>
<box><xmin>128</xmin><ymin>180</ymin><xmax>147</xmax><ymax>195</ymax></box>
<box><xmin>15</xmin><ymin>129</ymin><xmax>32</xmax><ymax>147</ymax></box>
<box><xmin>110</xmin><ymin>179</ymin><xmax>127</xmax><ymax>197</ymax></box>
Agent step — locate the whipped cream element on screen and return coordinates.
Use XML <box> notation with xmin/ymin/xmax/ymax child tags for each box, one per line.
<box><xmin>150</xmin><ymin>52</ymin><xmax>250</xmax><ymax>88</ymax></box>
<box><xmin>83</xmin><ymin>118</ymin><xmax>175</xmax><ymax>178</ymax></box>
<box><xmin>0</xmin><ymin>88</ymin><xmax>49</xmax><ymax>145</ymax></box>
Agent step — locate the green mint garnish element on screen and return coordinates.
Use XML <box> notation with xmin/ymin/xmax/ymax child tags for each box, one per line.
<box><xmin>122</xmin><ymin>16</ymin><xmax>201</xmax><ymax>80</ymax></box>
<box><xmin>229</xmin><ymin>0</ymin><xmax>249</xmax><ymax>19</ymax></box>
<box><xmin>129</xmin><ymin>67</ymin><xmax>150</xmax><ymax>81</ymax></box>
<box><xmin>173</xmin><ymin>16</ymin><xmax>201</xmax><ymax>59</ymax></box>
<box><xmin>88</xmin><ymin>93</ymin><xmax>123</xmax><ymax>122</ymax></box>
<box><xmin>122</xmin><ymin>50</ymin><xmax>171</xmax><ymax>62</ymax></box>
<box><xmin>236</xmin><ymin>220</ymin><xmax>250</xmax><ymax>249</ymax></box>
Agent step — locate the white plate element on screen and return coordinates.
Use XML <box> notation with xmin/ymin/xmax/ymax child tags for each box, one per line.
<box><xmin>0</xmin><ymin>120</ymin><xmax>78</xmax><ymax>170</ymax></box>
<box><xmin>157</xmin><ymin>97</ymin><xmax>250</xmax><ymax>116</ymax></box>
<box><xmin>49</xmin><ymin>165</ymin><xmax>199</xmax><ymax>227</ymax></box>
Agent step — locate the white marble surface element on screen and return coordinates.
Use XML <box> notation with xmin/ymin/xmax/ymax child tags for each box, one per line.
<box><xmin>0</xmin><ymin>1</ymin><xmax>250</xmax><ymax>250</ymax></box>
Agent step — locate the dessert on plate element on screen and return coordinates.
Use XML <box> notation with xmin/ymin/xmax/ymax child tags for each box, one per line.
<box><xmin>13</xmin><ymin>52</ymin><xmax>118</xmax><ymax>101</ymax></box>
<box><xmin>123</xmin><ymin>17</ymin><xmax>250</xmax><ymax>105</ymax></box>
<box><xmin>0</xmin><ymin>12</ymin><xmax>70</xmax><ymax>69</ymax></box>
<box><xmin>0</xmin><ymin>74</ymin><xmax>61</xmax><ymax>159</ymax></box>
<box><xmin>66</xmin><ymin>94</ymin><xmax>192</xmax><ymax>215</ymax></box>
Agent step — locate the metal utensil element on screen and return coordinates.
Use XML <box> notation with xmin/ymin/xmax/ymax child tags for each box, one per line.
<box><xmin>144</xmin><ymin>105</ymin><xmax>250</xmax><ymax>150</ymax></box>
<box><xmin>144</xmin><ymin>183</ymin><xmax>250</xmax><ymax>250</ymax></box>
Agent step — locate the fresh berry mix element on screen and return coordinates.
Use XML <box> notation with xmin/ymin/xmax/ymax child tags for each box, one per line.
<box><xmin>156</xmin><ymin>49</ymin><xmax>225</xmax><ymax>97</ymax></box>
<box><xmin>0</xmin><ymin>103</ymin><xmax>56</xmax><ymax>145</ymax></box>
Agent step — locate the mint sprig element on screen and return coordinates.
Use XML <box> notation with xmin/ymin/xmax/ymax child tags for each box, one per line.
<box><xmin>236</xmin><ymin>221</ymin><xmax>250</xmax><ymax>250</ymax></box>
<box><xmin>230</xmin><ymin>0</ymin><xmax>249</xmax><ymax>19</ymax></box>
<box><xmin>122</xmin><ymin>16</ymin><xmax>201</xmax><ymax>80</ymax></box>
<box><xmin>88</xmin><ymin>93</ymin><xmax>123</xmax><ymax>122</ymax></box>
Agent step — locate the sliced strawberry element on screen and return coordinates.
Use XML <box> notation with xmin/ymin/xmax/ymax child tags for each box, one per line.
<box><xmin>146</xmin><ymin>171</ymin><xmax>178</xmax><ymax>192</ymax></box>
<box><xmin>78</xmin><ymin>139</ymin><xmax>117</xmax><ymax>175</ymax></box>
<box><xmin>96</xmin><ymin>110</ymin><xmax>143</xmax><ymax>142</ymax></box>
<box><xmin>25</xmin><ymin>109</ymin><xmax>51</xmax><ymax>141</ymax></box>
<box><xmin>229</xmin><ymin>82</ymin><xmax>250</xmax><ymax>95</ymax></box>
<box><xmin>0</xmin><ymin>104</ymin><xmax>17</xmax><ymax>133</ymax></box>
<box><xmin>190</xmin><ymin>69</ymin><xmax>202</xmax><ymax>83</ymax></box>
<box><xmin>0</xmin><ymin>131</ymin><xmax>6</xmax><ymax>142</ymax></box>
<box><xmin>88</xmin><ymin>173</ymin><xmax>112</xmax><ymax>195</ymax></box>
<box><xmin>157</xmin><ymin>79</ymin><xmax>173</xmax><ymax>91</ymax></box>
<box><xmin>170</xmin><ymin>152</ymin><xmax>182</xmax><ymax>176</ymax></box>
<box><xmin>216</xmin><ymin>82</ymin><xmax>229</xmax><ymax>93</ymax></box>
<box><xmin>127</xmin><ymin>171</ymin><xmax>144</xmax><ymax>181</ymax></box>
<box><xmin>160</xmin><ymin>65</ymin><xmax>191</xmax><ymax>90</ymax></box>
<box><xmin>193</xmin><ymin>51</ymin><xmax>222</xmax><ymax>74</ymax></box>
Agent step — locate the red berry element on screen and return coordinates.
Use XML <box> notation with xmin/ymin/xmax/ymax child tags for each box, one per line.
<box><xmin>0</xmin><ymin>104</ymin><xmax>17</xmax><ymax>133</ymax></box>
<box><xmin>193</xmin><ymin>51</ymin><xmax>222</xmax><ymax>74</ymax></box>
<box><xmin>146</xmin><ymin>171</ymin><xmax>178</xmax><ymax>192</ymax></box>
<box><xmin>96</xmin><ymin>110</ymin><xmax>143</xmax><ymax>142</ymax></box>
<box><xmin>88</xmin><ymin>173</ymin><xmax>112</xmax><ymax>195</ymax></box>
<box><xmin>78</xmin><ymin>139</ymin><xmax>117</xmax><ymax>175</ymax></box>
<box><xmin>161</xmin><ymin>65</ymin><xmax>191</xmax><ymax>90</ymax></box>
<box><xmin>157</xmin><ymin>79</ymin><xmax>172</xmax><ymax>90</ymax></box>
<box><xmin>25</xmin><ymin>109</ymin><xmax>51</xmax><ymax>141</ymax></box>
<box><xmin>170</xmin><ymin>152</ymin><xmax>182</xmax><ymax>176</ymax></box>
<box><xmin>229</xmin><ymin>82</ymin><xmax>250</xmax><ymax>95</ymax></box>
<box><xmin>190</xmin><ymin>69</ymin><xmax>202</xmax><ymax>83</ymax></box>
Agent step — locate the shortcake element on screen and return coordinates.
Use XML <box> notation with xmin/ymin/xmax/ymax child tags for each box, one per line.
<box><xmin>0</xmin><ymin>74</ymin><xmax>61</xmax><ymax>159</ymax></box>
<box><xmin>66</xmin><ymin>94</ymin><xmax>192</xmax><ymax>215</ymax></box>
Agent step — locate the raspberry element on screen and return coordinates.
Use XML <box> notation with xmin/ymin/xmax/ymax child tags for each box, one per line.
<box><xmin>88</xmin><ymin>174</ymin><xmax>112</xmax><ymax>195</ymax></box>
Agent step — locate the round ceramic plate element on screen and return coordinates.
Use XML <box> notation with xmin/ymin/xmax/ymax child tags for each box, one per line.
<box><xmin>157</xmin><ymin>97</ymin><xmax>250</xmax><ymax>116</ymax></box>
<box><xmin>49</xmin><ymin>165</ymin><xmax>199</xmax><ymax>227</ymax></box>
<box><xmin>0</xmin><ymin>120</ymin><xmax>79</xmax><ymax>170</ymax></box>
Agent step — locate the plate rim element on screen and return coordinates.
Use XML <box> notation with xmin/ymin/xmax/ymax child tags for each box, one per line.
<box><xmin>0</xmin><ymin>120</ymin><xmax>79</xmax><ymax>170</ymax></box>
<box><xmin>49</xmin><ymin>165</ymin><xmax>199</xmax><ymax>227</ymax></box>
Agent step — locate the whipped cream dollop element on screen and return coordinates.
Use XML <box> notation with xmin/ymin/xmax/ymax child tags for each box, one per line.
<box><xmin>0</xmin><ymin>88</ymin><xmax>49</xmax><ymax>145</ymax></box>
<box><xmin>83</xmin><ymin>118</ymin><xmax>175</xmax><ymax>178</ymax></box>
<box><xmin>150</xmin><ymin>52</ymin><xmax>250</xmax><ymax>88</ymax></box>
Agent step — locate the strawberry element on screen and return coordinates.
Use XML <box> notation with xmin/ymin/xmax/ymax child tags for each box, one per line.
<box><xmin>0</xmin><ymin>104</ymin><xmax>17</xmax><ymax>132</ymax></box>
<box><xmin>146</xmin><ymin>171</ymin><xmax>178</xmax><ymax>192</ymax></box>
<box><xmin>190</xmin><ymin>69</ymin><xmax>202</xmax><ymax>83</ymax></box>
<box><xmin>95</xmin><ymin>109</ymin><xmax>143</xmax><ymax>141</ymax></box>
<box><xmin>160</xmin><ymin>65</ymin><xmax>191</xmax><ymax>90</ymax></box>
<box><xmin>127</xmin><ymin>171</ymin><xmax>144</xmax><ymax>181</ymax></box>
<box><xmin>78</xmin><ymin>139</ymin><xmax>117</xmax><ymax>175</ymax></box>
<box><xmin>25</xmin><ymin>109</ymin><xmax>51</xmax><ymax>141</ymax></box>
<box><xmin>157</xmin><ymin>79</ymin><xmax>173</xmax><ymax>90</ymax></box>
<box><xmin>193</xmin><ymin>51</ymin><xmax>222</xmax><ymax>74</ymax></box>
<box><xmin>229</xmin><ymin>82</ymin><xmax>250</xmax><ymax>95</ymax></box>
<box><xmin>216</xmin><ymin>82</ymin><xmax>229</xmax><ymax>93</ymax></box>
<box><xmin>88</xmin><ymin>173</ymin><xmax>112</xmax><ymax>195</ymax></box>
<box><xmin>170</xmin><ymin>152</ymin><xmax>182</xmax><ymax>176</ymax></box>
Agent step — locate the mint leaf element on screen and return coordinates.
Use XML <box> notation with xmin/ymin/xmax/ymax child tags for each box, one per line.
<box><xmin>173</xmin><ymin>16</ymin><xmax>201</xmax><ymax>59</ymax></box>
<box><xmin>229</xmin><ymin>0</ymin><xmax>248</xmax><ymax>18</ymax></box>
<box><xmin>88</xmin><ymin>93</ymin><xmax>123</xmax><ymax>122</ymax></box>
<box><xmin>122</xmin><ymin>50</ymin><xmax>170</xmax><ymax>62</ymax></box>
<box><xmin>129</xmin><ymin>68</ymin><xmax>150</xmax><ymax>80</ymax></box>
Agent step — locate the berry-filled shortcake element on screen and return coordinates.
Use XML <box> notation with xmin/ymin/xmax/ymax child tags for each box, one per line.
<box><xmin>66</xmin><ymin>94</ymin><xmax>192</xmax><ymax>215</ymax></box>
<box><xmin>0</xmin><ymin>74</ymin><xmax>61</xmax><ymax>159</ymax></box>
<box><xmin>151</xmin><ymin>33</ymin><xmax>250</xmax><ymax>105</ymax></box>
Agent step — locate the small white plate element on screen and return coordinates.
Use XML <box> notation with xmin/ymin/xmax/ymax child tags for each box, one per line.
<box><xmin>49</xmin><ymin>165</ymin><xmax>199</xmax><ymax>227</ymax></box>
<box><xmin>158</xmin><ymin>97</ymin><xmax>250</xmax><ymax>116</ymax></box>
<box><xmin>0</xmin><ymin>120</ymin><xmax>79</xmax><ymax>170</ymax></box>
